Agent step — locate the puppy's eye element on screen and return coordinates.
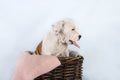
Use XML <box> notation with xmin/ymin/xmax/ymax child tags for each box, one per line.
<box><xmin>72</xmin><ymin>29</ymin><xmax>75</xmax><ymax>31</ymax></box>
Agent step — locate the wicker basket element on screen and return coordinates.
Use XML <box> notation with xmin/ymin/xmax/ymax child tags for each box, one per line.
<box><xmin>34</xmin><ymin>56</ymin><xmax>83</xmax><ymax>80</ymax></box>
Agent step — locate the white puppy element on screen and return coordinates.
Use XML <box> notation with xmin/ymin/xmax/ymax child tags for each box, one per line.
<box><xmin>35</xmin><ymin>18</ymin><xmax>81</xmax><ymax>57</ymax></box>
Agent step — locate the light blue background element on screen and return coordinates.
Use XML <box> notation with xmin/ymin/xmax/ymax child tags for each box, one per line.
<box><xmin>0</xmin><ymin>0</ymin><xmax>120</xmax><ymax>80</ymax></box>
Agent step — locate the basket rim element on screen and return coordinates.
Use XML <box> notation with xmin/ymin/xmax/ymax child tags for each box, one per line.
<box><xmin>58</xmin><ymin>56</ymin><xmax>84</xmax><ymax>64</ymax></box>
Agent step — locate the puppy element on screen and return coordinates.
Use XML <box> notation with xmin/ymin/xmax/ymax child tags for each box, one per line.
<box><xmin>34</xmin><ymin>18</ymin><xmax>81</xmax><ymax>57</ymax></box>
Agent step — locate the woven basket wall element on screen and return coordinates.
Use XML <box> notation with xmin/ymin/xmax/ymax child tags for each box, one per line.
<box><xmin>34</xmin><ymin>56</ymin><xmax>84</xmax><ymax>80</ymax></box>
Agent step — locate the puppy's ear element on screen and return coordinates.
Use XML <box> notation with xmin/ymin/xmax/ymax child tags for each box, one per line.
<box><xmin>52</xmin><ymin>20</ymin><xmax>64</xmax><ymax>35</ymax></box>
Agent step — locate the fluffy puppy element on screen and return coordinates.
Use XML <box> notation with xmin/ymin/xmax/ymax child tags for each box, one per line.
<box><xmin>35</xmin><ymin>18</ymin><xmax>81</xmax><ymax>57</ymax></box>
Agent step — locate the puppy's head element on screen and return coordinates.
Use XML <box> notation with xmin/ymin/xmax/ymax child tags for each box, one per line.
<box><xmin>52</xmin><ymin>18</ymin><xmax>81</xmax><ymax>48</ymax></box>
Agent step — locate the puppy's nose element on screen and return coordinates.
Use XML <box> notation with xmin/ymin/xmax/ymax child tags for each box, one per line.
<box><xmin>78</xmin><ymin>35</ymin><xmax>81</xmax><ymax>40</ymax></box>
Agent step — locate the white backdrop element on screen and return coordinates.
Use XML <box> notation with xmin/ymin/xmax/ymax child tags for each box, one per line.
<box><xmin>0</xmin><ymin>0</ymin><xmax>120</xmax><ymax>80</ymax></box>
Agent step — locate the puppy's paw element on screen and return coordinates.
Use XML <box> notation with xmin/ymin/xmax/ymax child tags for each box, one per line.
<box><xmin>69</xmin><ymin>51</ymin><xmax>80</xmax><ymax>57</ymax></box>
<box><xmin>58</xmin><ymin>53</ymin><xmax>69</xmax><ymax>57</ymax></box>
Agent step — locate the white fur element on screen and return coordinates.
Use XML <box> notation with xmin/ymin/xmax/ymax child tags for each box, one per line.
<box><xmin>42</xmin><ymin>18</ymin><xmax>80</xmax><ymax>57</ymax></box>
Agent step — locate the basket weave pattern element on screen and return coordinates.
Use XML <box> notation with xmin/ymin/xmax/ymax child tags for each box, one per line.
<box><xmin>34</xmin><ymin>56</ymin><xmax>83</xmax><ymax>80</ymax></box>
